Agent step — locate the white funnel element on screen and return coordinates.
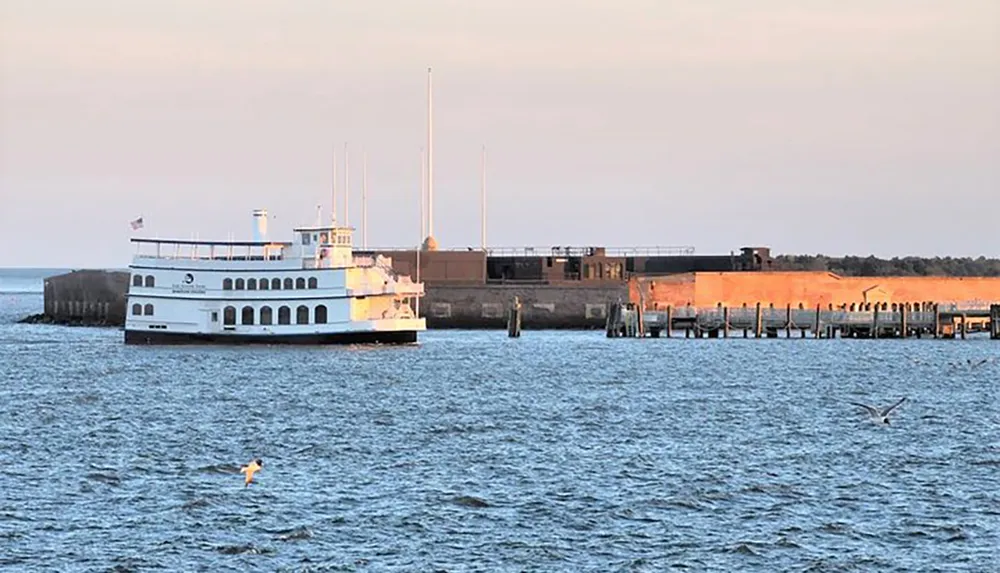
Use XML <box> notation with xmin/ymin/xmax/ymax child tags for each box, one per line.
<box><xmin>252</xmin><ymin>209</ymin><xmax>268</xmax><ymax>242</ymax></box>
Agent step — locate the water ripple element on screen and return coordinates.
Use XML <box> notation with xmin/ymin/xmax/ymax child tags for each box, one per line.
<box><xmin>2</xmin><ymin>293</ymin><xmax>1000</xmax><ymax>570</ymax></box>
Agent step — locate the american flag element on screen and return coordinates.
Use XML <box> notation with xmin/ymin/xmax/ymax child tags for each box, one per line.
<box><xmin>130</xmin><ymin>217</ymin><xmax>144</xmax><ymax>230</ymax></box>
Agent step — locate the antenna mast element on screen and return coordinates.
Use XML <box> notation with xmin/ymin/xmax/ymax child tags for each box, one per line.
<box><xmin>426</xmin><ymin>66</ymin><xmax>434</xmax><ymax>239</ymax></box>
<box><xmin>332</xmin><ymin>146</ymin><xmax>338</xmax><ymax>225</ymax></box>
<box><xmin>344</xmin><ymin>142</ymin><xmax>350</xmax><ymax>227</ymax></box>
<box><xmin>481</xmin><ymin>144</ymin><xmax>487</xmax><ymax>251</ymax></box>
<box><xmin>362</xmin><ymin>150</ymin><xmax>368</xmax><ymax>248</ymax></box>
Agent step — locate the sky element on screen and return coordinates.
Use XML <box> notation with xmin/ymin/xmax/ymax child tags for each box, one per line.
<box><xmin>1</xmin><ymin>0</ymin><xmax>997</xmax><ymax>267</ymax></box>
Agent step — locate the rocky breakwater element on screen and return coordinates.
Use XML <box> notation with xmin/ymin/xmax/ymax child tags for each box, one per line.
<box><xmin>19</xmin><ymin>270</ymin><xmax>129</xmax><ymax>327</ymax></box>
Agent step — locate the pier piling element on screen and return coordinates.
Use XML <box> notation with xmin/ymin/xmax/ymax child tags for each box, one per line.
<box><xmin>507</xmin><ymin>296</ymin><xmax>522</xmax><ymax>338</ymax></box>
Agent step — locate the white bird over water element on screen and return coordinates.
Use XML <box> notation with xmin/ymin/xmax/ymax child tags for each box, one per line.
<box><xmin>852</xmin><ymin>397</ymin><xmax>907</xmax><ymax>425</ymax></box>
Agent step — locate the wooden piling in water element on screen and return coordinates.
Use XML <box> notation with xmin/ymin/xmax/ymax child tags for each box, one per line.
<box><xmin>665</xmin><ymin>305</ymin><xmax>672</xmax><ymax>338</ymax></box>
<box><xmin>900</xmin><ymin>305</ymin><xmax>908</xmax><ymax>338</ymax></box>
<box><xmin>814</xmin><ymin>304</ymin><xmax>821</xmax><ymax>338</ymax></box>
<box><xmin>991</xmin><ymin>304</ymin><xmax>1000</xmax><ymax>340</ymax></box>
<box><xmin>785</xmin><ymin>304</ymin><xmax>791</xmax><ymax>338</ymax></box>
<box><xmin>507</xmin><ymin>296</ymin><xmax>522</xmax><ymax>338</ymax></box>
<box><xmin>873</xmin><ymin>306</ymin><xmax>880</xmax><ymax>339</ymax></box>
<box><xmin>723</xmin><ymin>307</ymin><xmax>730</xmax><ymax>338</ymax></box>
<box><xmin>755</xmin><ymin>303</ymin><xmax>763</xmax><ymax>338</ymax></box>
<box><xmin>934</xmin><ymin>304</ymin><xmax>941</xmax><ymax>338</ymax></box>
<box><xmin>960</xmin><ymin>313</ymin><xmax>967</xmax><ymax>340</ymax></box>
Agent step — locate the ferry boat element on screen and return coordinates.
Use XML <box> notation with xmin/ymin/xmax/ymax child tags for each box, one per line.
<box><xmin>124</xmin><ymin>221</ymin><xmax>425</xmax><ymax>345</ymax></box>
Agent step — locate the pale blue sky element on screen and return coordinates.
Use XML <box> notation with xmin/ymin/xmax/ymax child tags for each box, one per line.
<box><xmin>1</xmin><ymin>0</ymin><xmax>997</xmax><ymax>267</ymax></box>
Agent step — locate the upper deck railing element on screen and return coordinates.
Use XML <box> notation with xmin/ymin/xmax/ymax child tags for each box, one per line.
<box><xmin>356</xmin><ymin>245</ymin><xmax>697</xmax><ymax>257</ymax></box>
<box><xmin>131</xmin><ymin>238</ymin><xmax>290</xmax><ymax>261</ymax></box>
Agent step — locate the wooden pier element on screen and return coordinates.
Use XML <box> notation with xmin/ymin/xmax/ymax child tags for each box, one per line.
<box><xmin>606</xmin><ymin>302</ymin><xmax>999</xmax><ymax>340</ymax></box>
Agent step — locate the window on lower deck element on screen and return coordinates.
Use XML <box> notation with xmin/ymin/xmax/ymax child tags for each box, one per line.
<box><xmin>241</xmin><ymin>306</ymin><xmax>254</xmax><ymax>325</ymax></box>
<box><xmin>132</xmin><ymin>303</ymin><xmax>142</xmax><ymax>315</ymax></box>
<box><xmin>278</xmin><ymin>306</ymin><xmax>291</xmax><ymax>325</ymax></box>
<box><xmin>260</xmin><ymin>306</ymin><xmax>273</xmax><ymax>325</ymax></box>
<box><xmin>296</xmin><ymin>305</ymin><xmax>309</xmax><ymax>324</ymax></box>
<box><xmin>315</xmin><ymin>305</ymin><xmax>327</xmax><ymax>324</ymax></box>
<box><xmin>223</xmin><ymin>306</ymin><xmax>236</xmax><ymax>325</ymax></box>
<box><xmin>143</xmin><ymin>304</ymin><xmax>154</xmax><ymax>316</ymax></box>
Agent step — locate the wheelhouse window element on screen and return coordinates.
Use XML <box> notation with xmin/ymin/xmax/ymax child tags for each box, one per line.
<box><xmin>247</xmin><ymin>278</ymin><xmax>257</xmax><ymax>290</ymax></box>
<box><xmin>235</xmin><ymin>278</ymin><xmax>245</xmax><ymax>290</ymax></box>
<box><xmin>241</xmin><ymin>306</ymin><xmax>255</xmax><ymax>325</ymax></box>
<box><xmin>315</xmin><ymin>305</ymin><xmax>327</xmax><ymax>324</ymax></box>
<box><xmin>144</xmin><ymin>276</ymin><xmax>155</xmax><ymax>288</ymax></box>
<box><xmin>132</xmin><ymin>303</ymin><xmax>142</xmax><ymax>315</ymax></box>
<box><xmin>283</xmin><ymin>278</ymin><xmax>293</xmax><ymax>290</ymax></box>
<box><xmin>295</xmin><ymin>277</ymin><xmax>306</xmax><ymax>290</ymax></box>
<box><xmin>132</xmin><ymin>275</ymin><xmax>143</xmax><ymax>287</ymax></box>
<box><xmin>259</xmin><ymin>278</ymin><xmax>269</xmax><ymax>290</ymax></box>
<box><xmin>223</xmin><ymin>278</ymin><xmax>233</xmax><ymax>290</ymax></box>
<box><xmin>296</xmin><ymin>305</ymin><xmax>309</xmax><ymax>324</ymax></box>
<box><xmin>278</xmin><ymin>306</ymin><xmax>291</xmax><ymax>325</ymax></box>
<box><xmin>143</xmin><ymin>303</ymin><xmax>154</xmax><ymax>316</ymax></box>
<box><xmin>271</xmin><ymin>278</ymin><xmax>281</xmax><ymax>290</ymax></box>
<box><xmin>307</xmin><ymin>277</ymin><xmax>318</xmax><ymax>289</ymax></box>
<box><xmin>223</xmin><ymin>306</ymin><xmax>236</xmax><ymax>325</ymax></box>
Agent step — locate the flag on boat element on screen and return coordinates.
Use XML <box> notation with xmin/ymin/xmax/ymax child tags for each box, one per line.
<box><xmin>130</xmin><ymin>216</ymin><xmax>144</xmax><ymax>230</ymax></box>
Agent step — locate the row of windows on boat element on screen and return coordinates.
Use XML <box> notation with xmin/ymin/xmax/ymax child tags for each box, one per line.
<box><xmin>221</xmin><ymin>305</ymin><xmax>328</xmax><ymax>325</ymax></box>
<box><xmin>130</xmin><ymin>303</ymin><xmax>329</xmax><ymax>325</ymax></box>
<box><xmin>131</xmin><ymin>275</ymin><xmax>320</xmax><ymax>290</ymax></box>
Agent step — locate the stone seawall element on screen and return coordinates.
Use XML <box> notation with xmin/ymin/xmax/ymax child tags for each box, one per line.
<box><xmin>25</xmin><ymin>270</ymin><xmax>628</xmax><ymax>329</ymax></box>
<box><xmin>20</xmin><ymin>270</ymin><xmax>130</xmax><ymax>326</ymax></box>
<box><xmin>422</xmin><ymin>284</ymin><xmax>628</xmax><ymax>329</ymax></box>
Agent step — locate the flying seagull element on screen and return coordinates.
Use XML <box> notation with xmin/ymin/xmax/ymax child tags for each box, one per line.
<box><xmin>852</xmin><ymin>397</ymin><xmax>906</xmax><ymax>425</ymax></box>
<box><xmin>240</xmin><ymin>458</ymin><xmax>263</xmax><ymax>487</ymax></box>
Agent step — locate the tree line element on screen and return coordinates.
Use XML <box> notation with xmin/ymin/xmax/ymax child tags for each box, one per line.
<box><xmin>771</xmin><ymin>255</ymin><xmax>1000</xmax><ymax>277</ymax></box>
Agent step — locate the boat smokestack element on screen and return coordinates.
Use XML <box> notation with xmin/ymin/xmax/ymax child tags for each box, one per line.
<box><xmin>252</xmin><ymin>209</ymin><xmax>268</xmax><ymax>242</ymax></box>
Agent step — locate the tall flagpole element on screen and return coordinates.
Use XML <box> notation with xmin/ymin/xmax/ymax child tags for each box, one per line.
<box><xmin>332</xmin><ymin>145</ymin><xmax>338</xmax><ymax>225</ymax></box>
<box><xmin>481</xmin><ymin>144</ymin><xmax>487</xmax><ymax>252</ymax></box>
<box><xmin>420</xmin><ymin>147</ymin><xmax>426</xmax><ymax>242</ymax></box>
<box><xmin>416</xmin><ymin>148</ymin><xmax>423</xmax><ymax>318</ymax></box>
<box><xmin>362</xmin><ymin>150</ymin><xmax>368</xmax><ymax>249</ymax></box>
<box><xmin>426</xmin><ymin>66</ymin><xmax>434</xmax><ymax>239</ymax></box>
<box><xmin>344</xmin><ymin>142</ymin><xmax>350</xmax><ymax>227</ymax></box>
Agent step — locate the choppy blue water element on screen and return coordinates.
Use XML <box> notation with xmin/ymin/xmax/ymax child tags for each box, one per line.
<box><xmin>2</xmin><ymin>271</ymin><xmax>999</xmax><ymax>571</ymax></box>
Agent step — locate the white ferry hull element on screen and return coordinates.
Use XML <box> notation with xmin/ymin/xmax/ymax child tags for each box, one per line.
<box><xmin>124</xmin><ymin>328</ymin><xmax>419</xmax><ymax>345</ymax></box>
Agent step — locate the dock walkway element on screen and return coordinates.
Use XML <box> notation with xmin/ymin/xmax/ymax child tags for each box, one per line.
<box><xmin>606</xmin><ymin>302</ymin><xmax>1000</xmax><ymax>340</ymax></box>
